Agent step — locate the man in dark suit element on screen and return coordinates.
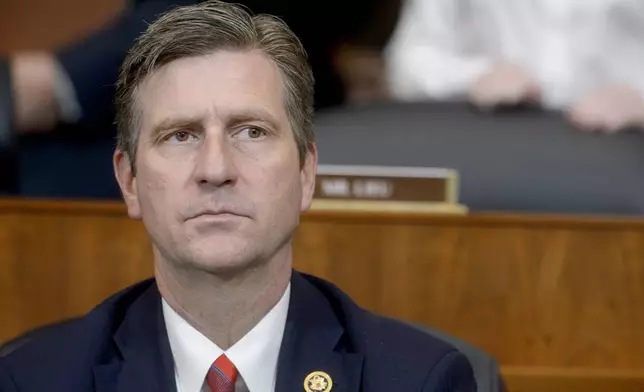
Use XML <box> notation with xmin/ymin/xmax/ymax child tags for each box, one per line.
<box><xmin>0</xmin><ymin>2</ymin><xmax>475</xmax><ymax>391</ymax></box>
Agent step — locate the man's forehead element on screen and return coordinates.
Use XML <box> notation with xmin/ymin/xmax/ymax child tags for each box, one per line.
<box><xmin>135</xmin><ymin>49</ymin><xmax>288</xmax><ymax>125</ymax></box>
<box><xmin>139</xmin><ymin>49</ymin><xmax>283</xmax><ymax>93</ymax></box>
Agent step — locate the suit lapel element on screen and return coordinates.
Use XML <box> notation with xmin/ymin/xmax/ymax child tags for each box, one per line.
<box><xmin>276</xmin><ymin>272</ymin><xmax>364</xmax><ymax>392</ymax></box>
<box><xmin>91</xmin><ymin>273</ymin><xmax>364</xmax><ymax>392</ymax></box>
<box><xmin>94</xmin><ymin>283</ymin><xmax>176</xmax><ymax>392</ymax></box>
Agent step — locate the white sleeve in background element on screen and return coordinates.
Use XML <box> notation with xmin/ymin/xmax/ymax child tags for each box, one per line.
<box><xmin>384</xmin><ymin>0</ymin><xmax>493</xmax><ymax>101</ymax></box>
<box><xmin>601</xmin><ymin>1</ymin><xmax>644</xmax><ymax>100</ymax></box>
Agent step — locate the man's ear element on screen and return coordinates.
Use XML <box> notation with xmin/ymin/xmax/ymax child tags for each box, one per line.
<box><xmin>113</xmin><ymin>149</ymin><xmax>141</xmax><ymax>219</ymax></box>
<box><xmin>300</xmin><ymin>143</ymin><xmax>318</xmax><ymax>212</ymax></box>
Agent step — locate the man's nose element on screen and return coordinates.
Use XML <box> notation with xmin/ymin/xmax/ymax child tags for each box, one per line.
<box><xmin>193</xmin><ymin>132</ymin><xmax>238</xmax><ymax>187</ymax></box>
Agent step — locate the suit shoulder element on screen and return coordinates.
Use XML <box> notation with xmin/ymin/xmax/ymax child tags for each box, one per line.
<box><xmin>359</xmin><ymin>312</ymin><xmax>459</xmax><ymax>363</ymax></box>
<box><xmin>0</xmin><ymin>279</ymin><xmax>155</xmax><ymax>388</ymax></box>
<box><xmin>356</xmin><ymin>311</ymin><xmax>476</xmax><ymax>390</ymax></box>
<box><xmin>300</xmin><ymin>273</ymin><xmax>475</xmax><ymax>389</ymax></box>
<box><xmin>300</xmin><ymin>273</ymin><xmax>457</xmax><ymax>355</ymax></box>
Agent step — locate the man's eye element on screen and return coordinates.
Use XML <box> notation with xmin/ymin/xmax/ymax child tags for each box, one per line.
<box><xmin>237</xmin><ymin>127</ymin><xmax>267</xmax><ymax>140</ymax></box>
<box><xmin>248</xmin><ymin>127</ymin><xmax>264</xmax><ymax>138</ymax></box>
<box><xmin>167</xmin><ymin>131</ymin><xmax>194</xmax><ymax>143</ymax></box>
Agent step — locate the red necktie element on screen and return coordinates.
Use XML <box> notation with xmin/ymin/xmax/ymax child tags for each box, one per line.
<box><xmin>206</xmin><ymin>354</ymin><xmax>238</xmax><ymax>392</ymax></box>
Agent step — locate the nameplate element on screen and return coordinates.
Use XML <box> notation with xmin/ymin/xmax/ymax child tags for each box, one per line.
<box><xmin>311</xmin><ymin>165</ymin><xmax>466</xmax><ymax>213</ymax></box>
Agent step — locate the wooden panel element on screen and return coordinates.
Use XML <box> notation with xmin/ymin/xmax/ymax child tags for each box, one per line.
<box><xmin>0</xmin><ymin>0</ymin><xmax>124</xmax><ymax>51</ymax></box>
<box><xmin>2</xmin><ymin>200</ymin><xmax>644</xmax><ymax>391</ymax></box>
<box><xmin>0</xmin><ymin>200</ymin><xmax>152</xmax><ymax>342</ymax></box>
<box><xmin>293</xmin><ymin>212</ymin><xmax>644</xmax><ymax>369</ymax></box>
<box><xmin>502</xmin><ymin>367</ymin><xmax>644</xmax><ymax>392</ymax></box>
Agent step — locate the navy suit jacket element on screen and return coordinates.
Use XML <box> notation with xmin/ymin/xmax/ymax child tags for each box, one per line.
<box><xmin>0</xmin><ymin>271</ymin><xmax>476</xmax><ymax>391</ymax></box>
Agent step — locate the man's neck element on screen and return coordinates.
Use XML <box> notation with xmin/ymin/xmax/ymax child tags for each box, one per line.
<box><xmin>155</xmin><ymin>248</ymin><xmax>292</xmax><ymax>350</ymax></box>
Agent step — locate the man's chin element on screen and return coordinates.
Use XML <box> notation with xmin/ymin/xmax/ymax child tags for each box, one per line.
<box><xmin>182</xmin><ymin>243</ymin><xmax>263</xmax><ymax>275</ymax></box>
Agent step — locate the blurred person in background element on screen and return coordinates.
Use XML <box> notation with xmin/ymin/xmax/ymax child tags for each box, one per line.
<box><xmin>385</xmin><ymin>0</ymin><xmax>644</xmax><ymax>133</ymax></box>
<box><xmin>2</xmin><ymin>0</ymin><xmax>400</xmax><ymax>197</ymax></box>
<box><xmin>9</xmin><ymin>0</ymin><xmax>399</xmax><ymax>134</ymax></box>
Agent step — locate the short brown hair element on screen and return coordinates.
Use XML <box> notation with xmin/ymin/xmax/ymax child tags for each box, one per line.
<box><xmin>115</xmin><ymin>0</ymin><xmax>315</xmax><ymax>169</ymax></box>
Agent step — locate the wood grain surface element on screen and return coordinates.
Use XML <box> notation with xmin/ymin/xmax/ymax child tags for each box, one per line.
<box><xmin>2</xmin><ymin>199</ymin><xmax>644</xmax><ymax>391</ymax></box>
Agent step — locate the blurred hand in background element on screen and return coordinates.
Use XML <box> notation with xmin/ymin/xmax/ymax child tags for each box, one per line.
<box><xmin>567</xmin><ymin>84</ymin><xmax>644</xmax><ymax>133</ymax></box>
<box><xmin>469</xmin><ymin>62</ymin><xmax>541</xmax><ymax>110</ymax></box>
<box><xmin>334</xmin><ymin>44</ymin><xmax>391</xmax><ymax>105</ymax></box>
<box><xmin>10</xmin><ymin>52</ymin><xmax>58</xmax><ymax>133</ymax></box>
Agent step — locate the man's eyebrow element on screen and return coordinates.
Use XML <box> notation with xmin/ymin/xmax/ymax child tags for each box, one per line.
<box><xmin>148</xmin><ymin>108</ymin><xmax>283</xmax><ymax>138</ymax></box>
<box><xmin>149</xmin><ymin>115</ymin><xmax>204</xmax><ymax>138</ymax></box>
<box><xmin>226</xmin><ymin>108</ymin><xmax>282</xmax><ymax>130</ymax></box>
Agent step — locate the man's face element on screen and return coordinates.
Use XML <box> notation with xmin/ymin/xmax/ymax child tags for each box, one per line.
<box><xmin>114</xmin><ymin>50</ymin><xmax>317</xmax><ymax>273</ymax></box>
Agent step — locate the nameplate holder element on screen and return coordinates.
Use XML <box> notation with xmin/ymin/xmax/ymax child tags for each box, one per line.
<box><xmin>311</xmin><ymin>164</ymin><xmax>467</xmax><ymax>214</ymax></box>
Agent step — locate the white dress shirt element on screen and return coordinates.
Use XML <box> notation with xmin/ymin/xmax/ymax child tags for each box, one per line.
<box><xmin>385</xmin><ymin>0</ymin><xmax>644</xmax><ymax>108</ymax></box>
<box><xmin>162</xmin><ymin>284</ymin><xmax>291</xmax><ymax>392</ymax></box>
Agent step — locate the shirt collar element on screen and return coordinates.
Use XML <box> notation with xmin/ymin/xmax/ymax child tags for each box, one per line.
<box><xmin>162</xmin><ymin>284</ymin><xmax>291</xmax><ymax>392</ymax></box>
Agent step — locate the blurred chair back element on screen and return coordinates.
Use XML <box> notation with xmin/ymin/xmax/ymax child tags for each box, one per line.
<box><xmin>314</xmin><ymin>102</ymin><xmax>644</xmax><ymax>215</ymax></box>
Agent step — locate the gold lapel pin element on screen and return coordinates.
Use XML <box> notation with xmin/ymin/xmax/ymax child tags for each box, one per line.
<box><xmin>304</xmin><ymin>370</ymin><xmax>333</xmax><ymax>392</ymax></box>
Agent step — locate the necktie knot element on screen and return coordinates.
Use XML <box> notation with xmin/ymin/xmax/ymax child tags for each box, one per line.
<box><xmin>206</xmin><ymin>354</ymin><xmax>238</xmax><ymax>392</ymax></box>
